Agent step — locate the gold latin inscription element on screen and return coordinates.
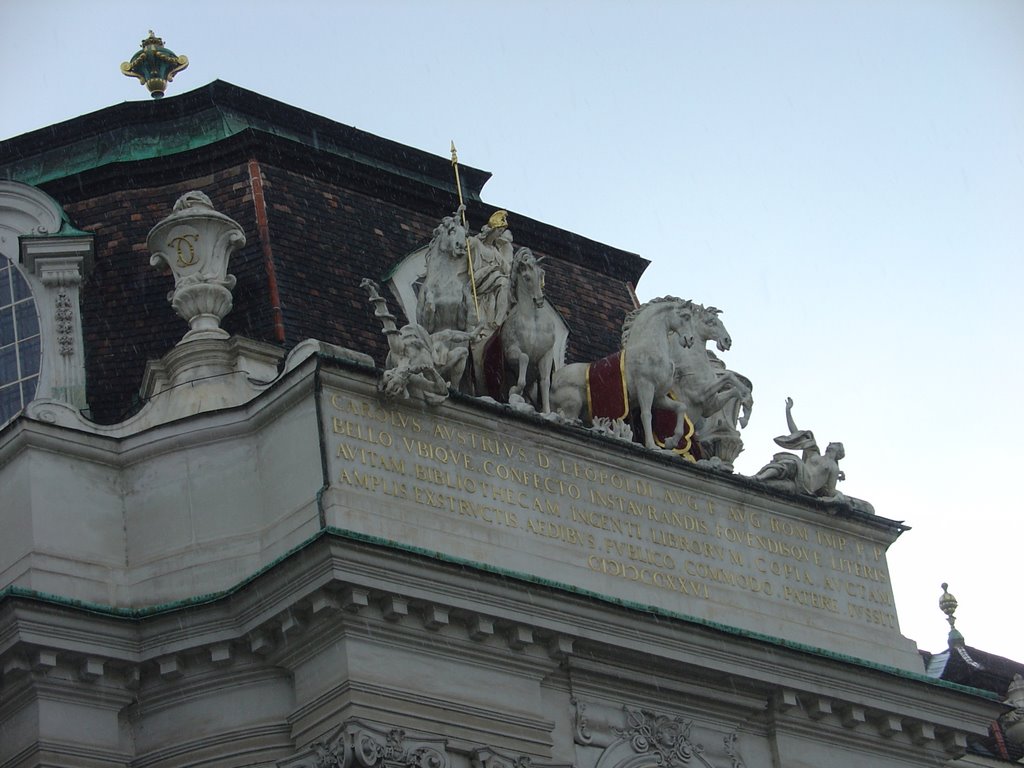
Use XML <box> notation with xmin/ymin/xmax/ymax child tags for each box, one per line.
<box><xmin>326</xmin><ymin>390</ymin><xmax>898</xmax><ymax>629</ymax></box>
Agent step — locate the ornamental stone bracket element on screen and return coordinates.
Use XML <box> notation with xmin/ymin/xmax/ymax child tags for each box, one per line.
<box><xmin>277</xmin><ymin>719</ymin><xmax>450</xmax><ymax>768</ymax></box>
<box><xmin>21</xmin><ymin>234</ymin><xmax>93</xmax><ymax>409</ymax></box>
<box><xmin>572</xmin><ymin>700</ymin><xmax>747</xmax><ymax>768</ymax></box>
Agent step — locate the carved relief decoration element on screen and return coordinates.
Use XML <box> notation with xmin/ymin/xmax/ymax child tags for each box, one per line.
<box><xmin>573</xmin><ymin>697</ymin><xmax>594</xmax><ymax>746</ymax></box>
<box><xmin>471</xmin><ymin>745</ymin><xmax>572</xmax><ymax>768</ymax></box>
<box><xmin>613</xmin><ymin>707</ymin><xmax>703</xmax><ymax>767</ymax></box>
<box><xmin>471</xmin><ymin>747</ymin><xmax>533</xmax><ymax>768</ymax></box>
<box><xmin>278</xmin><ymin>720</ymin><xmax>449</xmax><ymax>768</ymax></box>
<box><xmin>575</xmin><ymin>700</ymin><xmax>747</xmax><ymax>768</ymax></box>
<box><xmin>55</xmin><ymin>290</ymin><xmax>74</xmax><ymax>356</ymax></box>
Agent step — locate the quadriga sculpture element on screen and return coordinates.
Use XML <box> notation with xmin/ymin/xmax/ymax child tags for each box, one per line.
<box><xmin>550</xmin><ymin>297</ymin><xmax>697</xmax><ymax>451</ymax></box>
<box><xmin>496</xmin><ymin>248</ymin><xmax>560</xmax><ymax>412</ymax></box>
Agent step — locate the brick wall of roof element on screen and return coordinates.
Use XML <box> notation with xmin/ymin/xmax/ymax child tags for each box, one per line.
<box><xmin>258</xmin><ymin>161</ymin><xmax>640</xmax><ymax>368</ymax></box>
<box><xmin>5</xmin><ymin>83</ymin><xmax>646</xmax><ymax>423</ymax></box>
<box><xmin>39</xmin><ymin>150</ymin><xmax>639</xmax><ymax>424</ymax></box>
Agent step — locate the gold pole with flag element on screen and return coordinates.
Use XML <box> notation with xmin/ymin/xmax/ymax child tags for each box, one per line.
<box><xmin>450</xmin><ymin>141</ymin><xmax>480</xmax><ymax>319</ymax></box>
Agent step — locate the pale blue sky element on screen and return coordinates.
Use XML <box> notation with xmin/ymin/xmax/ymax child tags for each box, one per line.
<box><xmin>2</xmin><ymin>0</ymin><xmax>1022</xmax><ymax>659</ymax></box>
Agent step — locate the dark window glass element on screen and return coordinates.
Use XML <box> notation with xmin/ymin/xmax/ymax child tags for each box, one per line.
<box><xmin>10</xmin><ymin>267</ymin><xmax>31</xmax><ymax>301</ymax></box>
<box><xmin>19</xmin><ymin>336</ymin><xmax>40</xmax><ymax>377</ymax></box>
<box><xmin>0</xmin><ymin>307</ymin><xmax>13</xmax><ymax>347</ymax></box>
<box><xmin>21</xmin><ymin>377</ymin><xmax>37</xmax><ymax>404</ymax></box>
<box><xmin>0</xmin><ymin>345</ymin><xmax>17</xmax><ymax>381</ymax></box>
<box><xmin>14</xmin><ymin>300</ymin><xmax>39</xmax><ymax>339</ymax></box>
<box><xmin>0</xmin><ymin>383</ymin><xmax>20</xmax><ymax>424</ymax></box>
<box><xmin>0</xmin><ymin>255</ymin><xmax>41</xmax><ymax>428</ymax></box>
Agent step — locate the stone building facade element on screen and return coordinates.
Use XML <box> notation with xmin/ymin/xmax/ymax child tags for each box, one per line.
<box><xmin>0</xmin><ymin>81</ymin><xmax>1015</xmax><ymax>768</ymax></box>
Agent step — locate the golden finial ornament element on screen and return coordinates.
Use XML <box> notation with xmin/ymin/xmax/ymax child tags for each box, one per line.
<box><xmin>121</xmin><ymin>31</ymin><xmax>189</xmax><ymax>99</ymax></box>
<box><xmin>939</xmin><ymin>582</ymin><xmax>964</xmax><ymax>647</ymax></box>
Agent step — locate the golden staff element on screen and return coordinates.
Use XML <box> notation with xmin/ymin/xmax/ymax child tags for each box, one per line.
<box><xmin>450</xmin><ymin>141</ymin><xmax>480</xmax><ymax>319</ymax></box>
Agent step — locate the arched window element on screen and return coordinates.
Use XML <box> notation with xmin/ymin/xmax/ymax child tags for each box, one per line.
<box><xmin>0</xmin><ymin>254</ymin><xmax>41</xmax><ymax>427</ymax></box>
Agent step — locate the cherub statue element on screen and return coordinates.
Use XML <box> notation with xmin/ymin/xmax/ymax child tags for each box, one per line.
<box><xmin>754</xmin><ymin>397</ymin><xmax>845</xmax><ymax>498</ymax></box>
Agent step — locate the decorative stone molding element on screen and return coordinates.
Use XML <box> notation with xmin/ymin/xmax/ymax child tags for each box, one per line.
<box><xmin>25</xmin><ymin>249</ymin><xmax>92</xmax><ymax>408</ymax></box>
<box><xmin>607</xmin><ymin>708</ymin><xmax>725</xmax><ymax>768</ymax></box>
<box><xmin>147</xmin><ymin>190</ymin><xmax>243</xmax><ymax>344</ymax></box>
<box><xmin>471</xmin><ymin>746</ymin><xmax>571</xmax><ymax>768</ymax></box>
<box><xmin>0</xmin><ymin>181</ymin><xmax>94</xmax><ymax>413</ymax></box>
<box><xmin>573</xmin><ymin>701</ymin><xmax>747</xmax><ymax>768</ymax></box>
<box><xmin>55</xmin><ymin>290</ymin><xmax>74</xmax><ymax>355</ymax></box>
<box><xmin>278</xmin><ymin>720</ymin><xmax>449</xmax><ymax>768</ymax></box>
<box><xmin>471</xmin><ymin>747</ymin><xmax>533</xmax><ymax>768</ymax></box>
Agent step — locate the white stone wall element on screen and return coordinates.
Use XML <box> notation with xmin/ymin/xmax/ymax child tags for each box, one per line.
<box><xmin>0</xmin><ymin>358</ymin><xmax>1001</xmax><ymax>768</ymax></box>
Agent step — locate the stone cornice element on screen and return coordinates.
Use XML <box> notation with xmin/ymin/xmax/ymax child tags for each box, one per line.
<box><xmin>0</xmin><ymin>531</ymin><xmax>1003</xmax><ymax>750</ymax></box>
<box><xmin>3</xmin><ymin>352</ymin><xmax>319</xmax><ymax>466</ymax></box>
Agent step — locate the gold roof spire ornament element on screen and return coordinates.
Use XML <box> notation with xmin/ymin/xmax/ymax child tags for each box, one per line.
<box><xmin>120</xmin><ymin>31</ymin><xmax>189</xmax><ymax>99</ymax></box>
<box><xmin>939</xmin><ymin>582</ymin><xmax>965</xmax><ymax>648</ymax></box>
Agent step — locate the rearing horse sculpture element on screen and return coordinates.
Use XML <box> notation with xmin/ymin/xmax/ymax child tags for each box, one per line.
<box><xmin>670</xmin><ymin>305</ymin><xmax>752</xmax><ymax>429</ymax></box>
<box><xmin>550</xmin><ymin>297</ymin><xmax>697</xmax><ymax>450</ymax></box>
<box><xmin>416</xmin><ymin>213</ymin><xmax>470</xmax><ymax>335</ymax></box>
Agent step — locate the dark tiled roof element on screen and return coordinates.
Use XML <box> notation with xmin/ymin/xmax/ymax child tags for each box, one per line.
<box><xmin>924</xmin><ymin>644</ymin><xmax>1024</xmax><ymax>764</ymax></box>
<box><xmin>940</xmin><ymin>645</ymin><xmax>1024</xmax><ymax>695</ymax></box>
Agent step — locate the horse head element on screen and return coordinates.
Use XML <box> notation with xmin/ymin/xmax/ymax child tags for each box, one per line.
<box><xmin>418</xmin><ymin>213</ymin><xmax>470</xmax><ymax>333</ymax></box>
<box><xmin>429</xmin><ymin>214</ymin><xmax>467</xmax><ymax>263</ymax></box>
<box><xmin>510</xmin><ymin>247</ymin><xmax>545</xmax><ymax>308</ymax></box>
<box><xmin>669</xmin><ymin>302</ymin><xmax>697</xmax><ymax>349</ymax></box>
<box><xmin>698</xmin><ymin>305</ymin><xmax>732</xmax><ymax>352</ymax></box>
<box><xmin>622</xmin><ymin>297</ymin><xmax>697</xmax><ymax>348</ymax></box>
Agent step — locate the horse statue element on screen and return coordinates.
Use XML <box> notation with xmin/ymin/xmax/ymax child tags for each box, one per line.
<box><xmin>416</xmin><ymin>213</ymin><xmax>471</xmax><ymax>335</ymax></box>
<box><xmin>669</xmin><ymin>305</ymin><xmax>752</xmax><ymax>463</ymax></box>
<box><xmin>496</xmin><ymin>248</ymin><xmax>561</xmax><ymax>412</ymax></box>
<box><xmin>550</xmin><ymin>297</ymin><xmax>698</xmax><ymax>450</ymax></box>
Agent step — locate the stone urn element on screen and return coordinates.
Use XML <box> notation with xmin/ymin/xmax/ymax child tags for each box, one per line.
<box><xmin>148</xmin><ymin>191</ymin><xmax>243</xmax><ymax>343</ymax></box>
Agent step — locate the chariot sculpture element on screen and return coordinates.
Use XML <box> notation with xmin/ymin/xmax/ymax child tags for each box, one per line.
<box><xmin>363</xmin><ymin>194</ymin><xmax>751</xmax><ymax>468</ymax></box>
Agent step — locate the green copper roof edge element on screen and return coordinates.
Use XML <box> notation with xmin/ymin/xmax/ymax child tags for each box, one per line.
<box><xmin>4</xmin><ymin>102</ymin><xmax>471</xmax><ymax>200</ymax></box>
<box><xmin>21</xmin><ymin>221</ymin><xmax>92</xmax><ymax>239</ymax></box>
<box><xmin>0</xmin><ymin>526</ymin><xmax>998</xmax><ymax>702</ymax></box>
<box><xmin>2</xmin><ymin>107</ymin><xmax>247</xmax><ymax>187</ymax></box>
<box><xmin>0</xmin><ymin>528</ymin><xmax>329</xmax><ymax>619</ymax></box>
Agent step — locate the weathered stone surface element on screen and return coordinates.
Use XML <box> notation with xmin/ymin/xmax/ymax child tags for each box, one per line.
<box><xmin>319</xmin><ymin>365</ymin><xmax>918</xmax><ymax>671</ymax></box>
